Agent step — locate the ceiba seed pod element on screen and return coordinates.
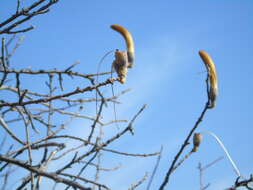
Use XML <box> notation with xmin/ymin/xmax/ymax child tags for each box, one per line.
<box><xmin>192</xmin><ymin>133</ymin><xmax>203</xmax><ymax>152</ymax></box>
<box><xmin>199</xmin><ymin>50</ymin><xmax>218</xmax><ymax>108</ymax></box>
<box><xmin>112</xmin><ymin>50</ymin><xmax>128</xmax><ymax>84</ymax></box>
<box><xmin>111</xmin><ymin>24</ymin><xmax>135</xmax><ymax>68</ymax></box>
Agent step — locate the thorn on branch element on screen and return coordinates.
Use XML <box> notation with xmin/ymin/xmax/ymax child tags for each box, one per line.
<box><xmin>16</xmin><ymin>0</ymin><xmax>21</xmax><ymax>13</ymax></box>
<box><xmin>7</xmin><ymin>25</ymin><xmax>35</xmax><ymax>34</ymax></box>
<box><xmin>19</xmin><ymin>89</ymin><xmax>28</xmax><ymax>104</ymax></box>
<box><xmin>64</xmin><ymin>61</ymin><xmax>80</xmax><ymax>72</ymax></box>
<box><xmin>58</xmin><ymin>73</ymin><xmax>64</xmax><ymax>91</ymax></box>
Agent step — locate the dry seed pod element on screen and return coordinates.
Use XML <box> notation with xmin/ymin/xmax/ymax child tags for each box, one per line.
<box><xmin>111</xmin><ymin>24</ymin><xmax>135</xmax><ymax>68</ymax></box>
<box><xmin>199</xmin><ymin>50</ymin><xmax>218</xmax><ymax>108</ymax></box>
<box><xmin>112</xmin><ymin>50</ymin><xmax>128</xmax><ymax>84</ymax></box>
<box><xmin>192</xmin><ymin>133</ymin><xmax>203</xmax><ymax>152</ymax></box>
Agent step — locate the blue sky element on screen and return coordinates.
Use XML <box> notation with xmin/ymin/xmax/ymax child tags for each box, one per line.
<box><xmin>1</xmin><ymin>1</ymin><xmax>253</xmax><ymax>190</ymax></box>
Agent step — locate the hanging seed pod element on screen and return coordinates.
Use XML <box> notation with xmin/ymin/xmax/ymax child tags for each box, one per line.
<box><xmin>112</xmin><ymin>49</ymin><xmax>128</xmax><ymax>83</ymax></box>
<box><xmin>111</xmin><ymin>24</ymin><xmax>135</xmax><ymax>68</ymax></box>
<box><xmin>192</xmin><ymin>133</ymin><xmax>203</xmax><ymax>152</ymax></box>
<box><xmin>199</xmin><ymin>50</ymin><xmax>218</xmax><ymax>108</ymax></box>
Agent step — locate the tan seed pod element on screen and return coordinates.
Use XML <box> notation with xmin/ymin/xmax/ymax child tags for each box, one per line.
<box><xmin>111</xmin><ymin>24</ymin><xmax>135</xmax><ymax>68</ymax></box>
<box><xmin>192</xmin><ymin>133</ymin><xmax>203</xmax><ymax>152</ymax></box>
<box><xmin>199</xmin><ymin>50</ymin><xmax>218</xmax><ymax>108</ymax></box>
<box><xmin>112</xmin><ymin>50</ymin><xmax>128</xmax><ymax>84</ymax></box>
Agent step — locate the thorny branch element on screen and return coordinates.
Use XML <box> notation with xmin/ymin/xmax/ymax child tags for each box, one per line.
<box><xmin>0</xmin><ymin>154</ymin><xmax>92</xmax><ymax>190</ymax></box>
<box><xmin>0</xmin><ymin>77</ymin><xmax>118</xmax><ymax>108</ymax></box>
<box><xmin>0</xmin><ymin>64</ymin><xmax>150</xmax><ymax>190</ymax></box>
<box><xmin>0</xmin><ymin>11</ymin><xmax>154</xmax><ymax>188</ymax></box>
<box><xmin>128</xmin><ymin>172</ymin><xmax>149</xmax><ymax>190</ymax></box>
<box><xmin>225</xmin><ymin>175</ymin><xmax>253</xmax><ymax>190</ymax></box>
<box><xmin>0</xmin><ymin>0</ymin><xmax>59</xmax><ymax>35</ymax></box>
<box><xmin>159</xmin><ymin>74</ymin><xmax>212</xmax><ymax>190</ymax></box>
<box><xmin>1</xmin><ymin>2</ymin><xmax>249</xmax><ymax>190</ymax></box>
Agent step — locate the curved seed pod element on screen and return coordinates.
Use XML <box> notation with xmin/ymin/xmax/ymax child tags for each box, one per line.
<box><xmin>112</xmin><ymin>50</ymin><xmax>128</xmax><ymax>84</ymax></box>
<box><xmin>111</xmin><ymin>24</ymin><xmax>135</xmax><ymax>68</ymax></box>
<box><xmin>199</xmin><ymin>50</ymin><xmax>218</xmax><ymax>108</ymax></box>
<box><xmin>192</xmin><ymin>133</ymin><xmax>202</xmax><ymax>152</ymax></box>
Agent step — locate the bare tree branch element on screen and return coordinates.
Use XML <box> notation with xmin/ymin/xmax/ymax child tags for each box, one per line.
<box><xmin>0</xmin><ymin>155</ymin><xmax>92</xmax><ymax>190</ymax></box>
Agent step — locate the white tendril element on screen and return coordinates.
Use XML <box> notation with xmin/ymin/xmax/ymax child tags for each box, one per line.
<box><xmin>201</xmin><ymin>131</ymin><xmax>241</xmax><ymax>177</ymax></box>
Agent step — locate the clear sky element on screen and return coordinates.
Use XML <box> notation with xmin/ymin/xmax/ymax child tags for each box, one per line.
<box><xmin>1</xmin><ymin>1</ymin><xmax>253</xmax><ymax>190</ymax></box>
